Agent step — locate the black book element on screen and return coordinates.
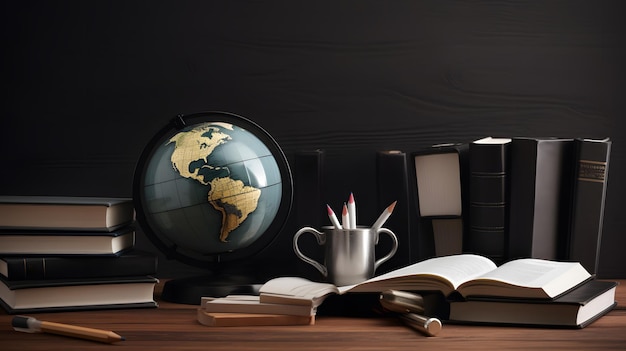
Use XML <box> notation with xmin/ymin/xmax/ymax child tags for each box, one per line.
<box><xmin>411</xmin><ymin>143</ymin><xmax>469</xmax><ymax>258</ymax></box>
<box><xmin>0</xmin><ymin>226</ymin><xmax>135</xmax><ymax>256</ymax></box>
<box><xmin>449</xmin><ymin>279</ymin><xmax>617</xmax><ymax>328</ymax></box>
<box><xmin>0</xmin><ymin>275</ymin><xmax>158</xmax><ymax>314</ymax></box>
<box><xmin>507</xmin><ymin>137</ymin><xmax>575</xmax><ymax>260</ymax></box>
<box><xmin>294</xmin><ymin>150</ymin><xmax>325</xmax><ymax>228</ymax></box>
<box><xmin>376</xmin><ymin>150</ymin><xmax>412</xmax><ymax>270</ymax></box>
<box><xmin>0</xmin><ymin>250</ymin><xmax>157</xmax><ymax>281</ymax></box>
<box><xmin>468</xmin><ymin>137</ymin><xmax>511</xmax><ymax>264</ymax></box>
<box><xmin>567</xmin><ymin>138</ymin><xmax>611</xmax><ymax>274</ymax></box>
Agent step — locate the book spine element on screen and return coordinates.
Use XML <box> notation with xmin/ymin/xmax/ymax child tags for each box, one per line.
<box><xmin>0</xmin><ymin>300</ymin><xmax>158</xmax><ymax>315</ymax></box>
<box><xmin>507</xmin><ymin>138</ymin><xmax>575</xmax><ymax>260</ymax></box>
<box><xmin>411</xmin><ymin>144</ymin><xmax>469</xmax><ymax>258</ymax></box>
<box><xmin>468</xmin><ymin>141</ymin><xmax>510</xmax><ymax>263</ymax></box>
<box><xmin>294</xmin><ymin>150</ymin><xmax>325</xmax><ymax>228</ymax></box>
<box><xmin>1</xmin><ymin>252</ymin><xmax>157</xmax><ymax>280</ymax></box>
<box><xmin>376</xmin><ymin>150</ymin><xmax>412</xmax><ymax>269</ymax></box>
<box><xmin>431</xmin><ymin>218</ymin><xmax>463</xmax><ymax>257</ymax></box>
<box><xmin>567</xmin><ymin>138</ymin><xmax>611</xmax><ymax>274</ymax></box>
<box><xmin>197</xmin><ymin>309</ymin><xmax>314</xmax><ymax>327</ymax></box>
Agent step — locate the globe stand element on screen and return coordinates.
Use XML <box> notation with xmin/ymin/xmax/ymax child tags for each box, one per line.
<box><xmin>161</xmin><ymin>273</ymin><xmax>263</xmax><ymax>305</ymax></box>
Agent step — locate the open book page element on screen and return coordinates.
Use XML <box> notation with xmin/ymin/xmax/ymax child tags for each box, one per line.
<box><xmin>259</xmin><ymin>277</ymin><xmax>339</xmax><ymax>307</ymax></box>
<box><xmin>456</xmin><ymin>259</ymin><xmax>591</xmax><ymax>299</ymax></box>
<box><xmin>338</xmin><ymin>254</ymin><xmax>497</xmax><ymax>295</ymax></box>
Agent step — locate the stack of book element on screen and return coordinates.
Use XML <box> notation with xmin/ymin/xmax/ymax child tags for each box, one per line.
<box><xmin>197</xmin><ymin>294</ymin><xmax>316</xmax><ymax>327</ymax></box>
<box><xmin>0</xmin><ymin>196</ymin><xmax>158</xmax><ymax>314</ymax></box>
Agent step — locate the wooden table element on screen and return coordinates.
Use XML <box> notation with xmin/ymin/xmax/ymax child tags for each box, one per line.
<box><xmin>1</xmin><ymin>279</ymin><xmax>625</xmax><ymax>350</ymax></box>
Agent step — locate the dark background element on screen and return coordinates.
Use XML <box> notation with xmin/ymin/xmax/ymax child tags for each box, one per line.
<box><xmin>2</xmin><ymin>1</ymin><xmax>625</xmax><ymax>278</ymax></box>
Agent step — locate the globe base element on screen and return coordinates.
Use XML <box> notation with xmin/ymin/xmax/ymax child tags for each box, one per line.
<box><xmin>161</xmin><ymin>274</ymin><xmax>263</xmax><ymax>305</ymax></box>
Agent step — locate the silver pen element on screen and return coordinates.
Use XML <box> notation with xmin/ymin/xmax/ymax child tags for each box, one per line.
<box><xmin>398</xmin><ymin>312</ymin><xmax>442</xmax><ymax>337</ymax></box>
<box><xmin>379</xmin><ymin>289</ymin><xmax>442</xmax><ymax>337</ymax></box>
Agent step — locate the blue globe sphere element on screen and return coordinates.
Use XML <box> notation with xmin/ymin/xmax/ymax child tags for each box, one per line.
<box><xmin>133</xmin><ymin>112</ymin><xmax>292</xmax><ymax>267</ymax></box>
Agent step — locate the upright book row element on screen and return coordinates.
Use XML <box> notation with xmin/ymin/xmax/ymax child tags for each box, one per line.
<box><xmin>295</xmin><ymin>139</ymin><xmax>610</xmax><ymax>275</ymax></box>
<box><xmin>405</xmin><ymin>137</ymin><xmax>611</xmax><ymax>274</ymax></box>
<box><xmin>0</xmin><ymin>196</ymin><xmax>158</xmax><ymax>314</ymax></box>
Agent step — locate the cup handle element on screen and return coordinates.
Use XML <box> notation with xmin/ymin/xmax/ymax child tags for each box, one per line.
<box><xmin>374</xmin><ymin>228</ymin><xmax>398</xmax><ymax>271</ymax></box>
<box><xmin>293</xmin><ymin>227</ymin><xmax>328</xmax><ymax>277</ymax></box>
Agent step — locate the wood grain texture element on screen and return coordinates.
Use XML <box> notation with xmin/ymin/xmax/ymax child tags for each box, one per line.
<box><xmin>0</xmin><ymin>279</ymin><xmax>624</xmax><ymax>350</ymax></box>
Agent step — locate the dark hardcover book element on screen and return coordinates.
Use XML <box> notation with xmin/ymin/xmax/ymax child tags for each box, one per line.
<box><xmin>294</xmin><ymin>150</ymin><xmax>325</xmax><ymax>228</ymax></box>
<box><xmin>0</xmin><ymin>275</ymin><xmax>158</xmax><ymax>314</ymax></box>
<box><xmin>0</xmin><ymin>250</ymin><xmax>157</xmax><ymax>281</ymax></box>
<box><xmin>376</xmin><ymin>150</ymin><xmax>412</xmax><ymax>270</ymax></box>
<box><xmin>411</xmin><ymin>143</ymin><xmax>469</xmax><ymax>258</ymax></box>
<box><xmin>567</xmin><ymin>138</ymin><xmax>611</xmax><ymax>274</ymax></box>
<box><xmin>468</xmin><ymin>137</ymin><xmax>511</xmax><ymax>264</ymax></box>
<box><xmin>0</xmin><ymin>299</ymin><xmax>157</xmax><ymax>315</ymax></box>
<box><xmin>449</xmin><ymin>279</ymin><xmax>617</xmax><ymax>328</ymax></box>
<box><xmin>431</xmin><ymin>218</ymin><xmax>464</xmax><ymax>257</ymax></box>
<box><xmin>0</xmin><ymin>196</ymin><xmax>134</xmax><ymax>232</ymax></box>
<box><xmin>0</xmin><ymin>226</ymin><xmax>135</xmax><ymax>256</ymax></box>
<box><xmin>507</xmin><ymin>138</ymin><xmax>575</xmax><ymax>260</ymax></box>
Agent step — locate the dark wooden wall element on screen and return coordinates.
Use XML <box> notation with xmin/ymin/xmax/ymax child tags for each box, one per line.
<box><xmin>2</xmin><ymin>1</ymin><xmax>625</xmax><ymax>278</ymax></box>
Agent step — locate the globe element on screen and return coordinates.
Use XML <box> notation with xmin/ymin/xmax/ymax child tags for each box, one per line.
<box><xmin>133</xmin><ymin>112</ymin><xmax>292</xmax><ymax>303</ymax></box>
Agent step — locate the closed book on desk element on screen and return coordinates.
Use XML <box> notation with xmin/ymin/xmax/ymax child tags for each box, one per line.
<box><xmin>0</xmin><ymin>250</ymin><xmax>157</xmax><ymax>281</ymax></box>
<box><xmin>201</xmin><ymin>295</ymin><xmax>315</xmax><ymax>316</ymax></box>
<box><xmin>0</xmin><ymin>196</ymin><xmax>134</xmax><ymax>232</ymax></box>
<box><xmin>197</xmin><ymin>310</ymin><xmax>315</xmax><ymax>327</ymax></box>
<box><xmin>508</xmin><ymin>138</ymin><xmax>575</xmax><ymax>260</ymax></box>
<box><xmin>468</xmin><ymin>137</ymin><xmax>511</xmax><ymax>264</ymax></box>
<box><xmin>412</xmin><ymin>143</ymin><xmax>469</xmax><ymax>257</ymax></box>
<box><xmin>0</xmin><ymin>275</ymin><xmax>158</xmax><ymax>314</ymax></box>
<box><xmin>567</xmin><ymin>138</ymin><xmax>611</xmax><ymax>274</ymax></box>
<box><xmin>0</xmin><ymin>226</ymin><xmax>135</xmax><ymax>255</ymax></box>
<box><xmin>449</xmin><ymin>279</ymin><xmax>617</xmax><ymax>328</ymax></box>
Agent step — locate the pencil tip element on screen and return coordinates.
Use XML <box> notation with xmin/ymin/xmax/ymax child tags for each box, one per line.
<box><xmin>388</xmin><ymin>201</ymin><xmax>397</xmax><ymax>212</ymax></box>
<box><xmin>120</xmin><ymin>336</ymin><xmax>126</xmax><ymax>341</ymax></box>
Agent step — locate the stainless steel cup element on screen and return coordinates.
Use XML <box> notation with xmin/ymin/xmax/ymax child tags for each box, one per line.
<box><xmin>293</xmin><ymin>226</ymin><xmax>398</xmax><ymax>286</ymax></box>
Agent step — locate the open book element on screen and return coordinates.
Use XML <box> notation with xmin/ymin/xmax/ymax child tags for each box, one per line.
<box><xmin>259</xmin><ymin>254</ymin><xmax>592</xmax><ymax>307</ymax></box>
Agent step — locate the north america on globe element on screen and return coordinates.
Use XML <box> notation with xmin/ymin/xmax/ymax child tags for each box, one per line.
<box><xmin>167</xmin><ymin>123</ymin><xmax>261</xmax><ymax>242</ymax></box>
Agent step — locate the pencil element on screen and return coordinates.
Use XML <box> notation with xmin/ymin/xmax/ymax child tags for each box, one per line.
<box><xmin>12</xmin><ymin>315</ymin><xmax>125</xmax><ymax>344</ymax></box>
<box><xmin>326</xmin><ymin>204</ymin><xmax>343</xmax><ymax>229</ymax></box>
<box><xmin>348</xmin><ymin>192</ymin><xmax>357</xmax><ymax>229</ymax></box>
<box><xmin>371</xmin><ymin>201</ymin><xmax>397</xmax><ymax>230</ymax></box>
<box><xmin>341</xmin><ymin>202</ymin><xmax>350</xmax><ymax>229</ymax></box>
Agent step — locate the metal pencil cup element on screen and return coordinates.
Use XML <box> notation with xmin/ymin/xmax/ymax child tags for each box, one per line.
<box><xmin>293</xmin><ymin>226</ymin><xmax>398</xmax><ymax>286</ymax></box>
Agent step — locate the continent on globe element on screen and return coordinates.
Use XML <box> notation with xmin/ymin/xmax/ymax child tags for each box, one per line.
<box><xmin>168</xmin><ymin>123</ymin><xmax>233</xmax><ymax>184</ymax></box>
<box><xmin>167</xmin><ymin>122</ymin><xmax>261</xmax><ymax>242</ymax></box>
<box><xmin>208</xmin><ymin>177</ymin><xmax>261</xmax><ymax>242</ymax></box>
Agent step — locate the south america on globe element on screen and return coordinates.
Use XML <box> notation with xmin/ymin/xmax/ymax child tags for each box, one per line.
<box><xmin>139</xmin><ymin>120</ymin><xmax>284</xmax><ymax>255</ymax></box>
<box><xmin>168</xmin><ymin>123</ymin><xmax>261</xmax><ymax>242</ymax></box>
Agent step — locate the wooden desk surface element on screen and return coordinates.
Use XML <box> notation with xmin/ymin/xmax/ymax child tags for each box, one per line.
<box><xmin>1</xmin><ymin>279</ymin><xmax>624</xmax><ymax>350</ymax></box>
